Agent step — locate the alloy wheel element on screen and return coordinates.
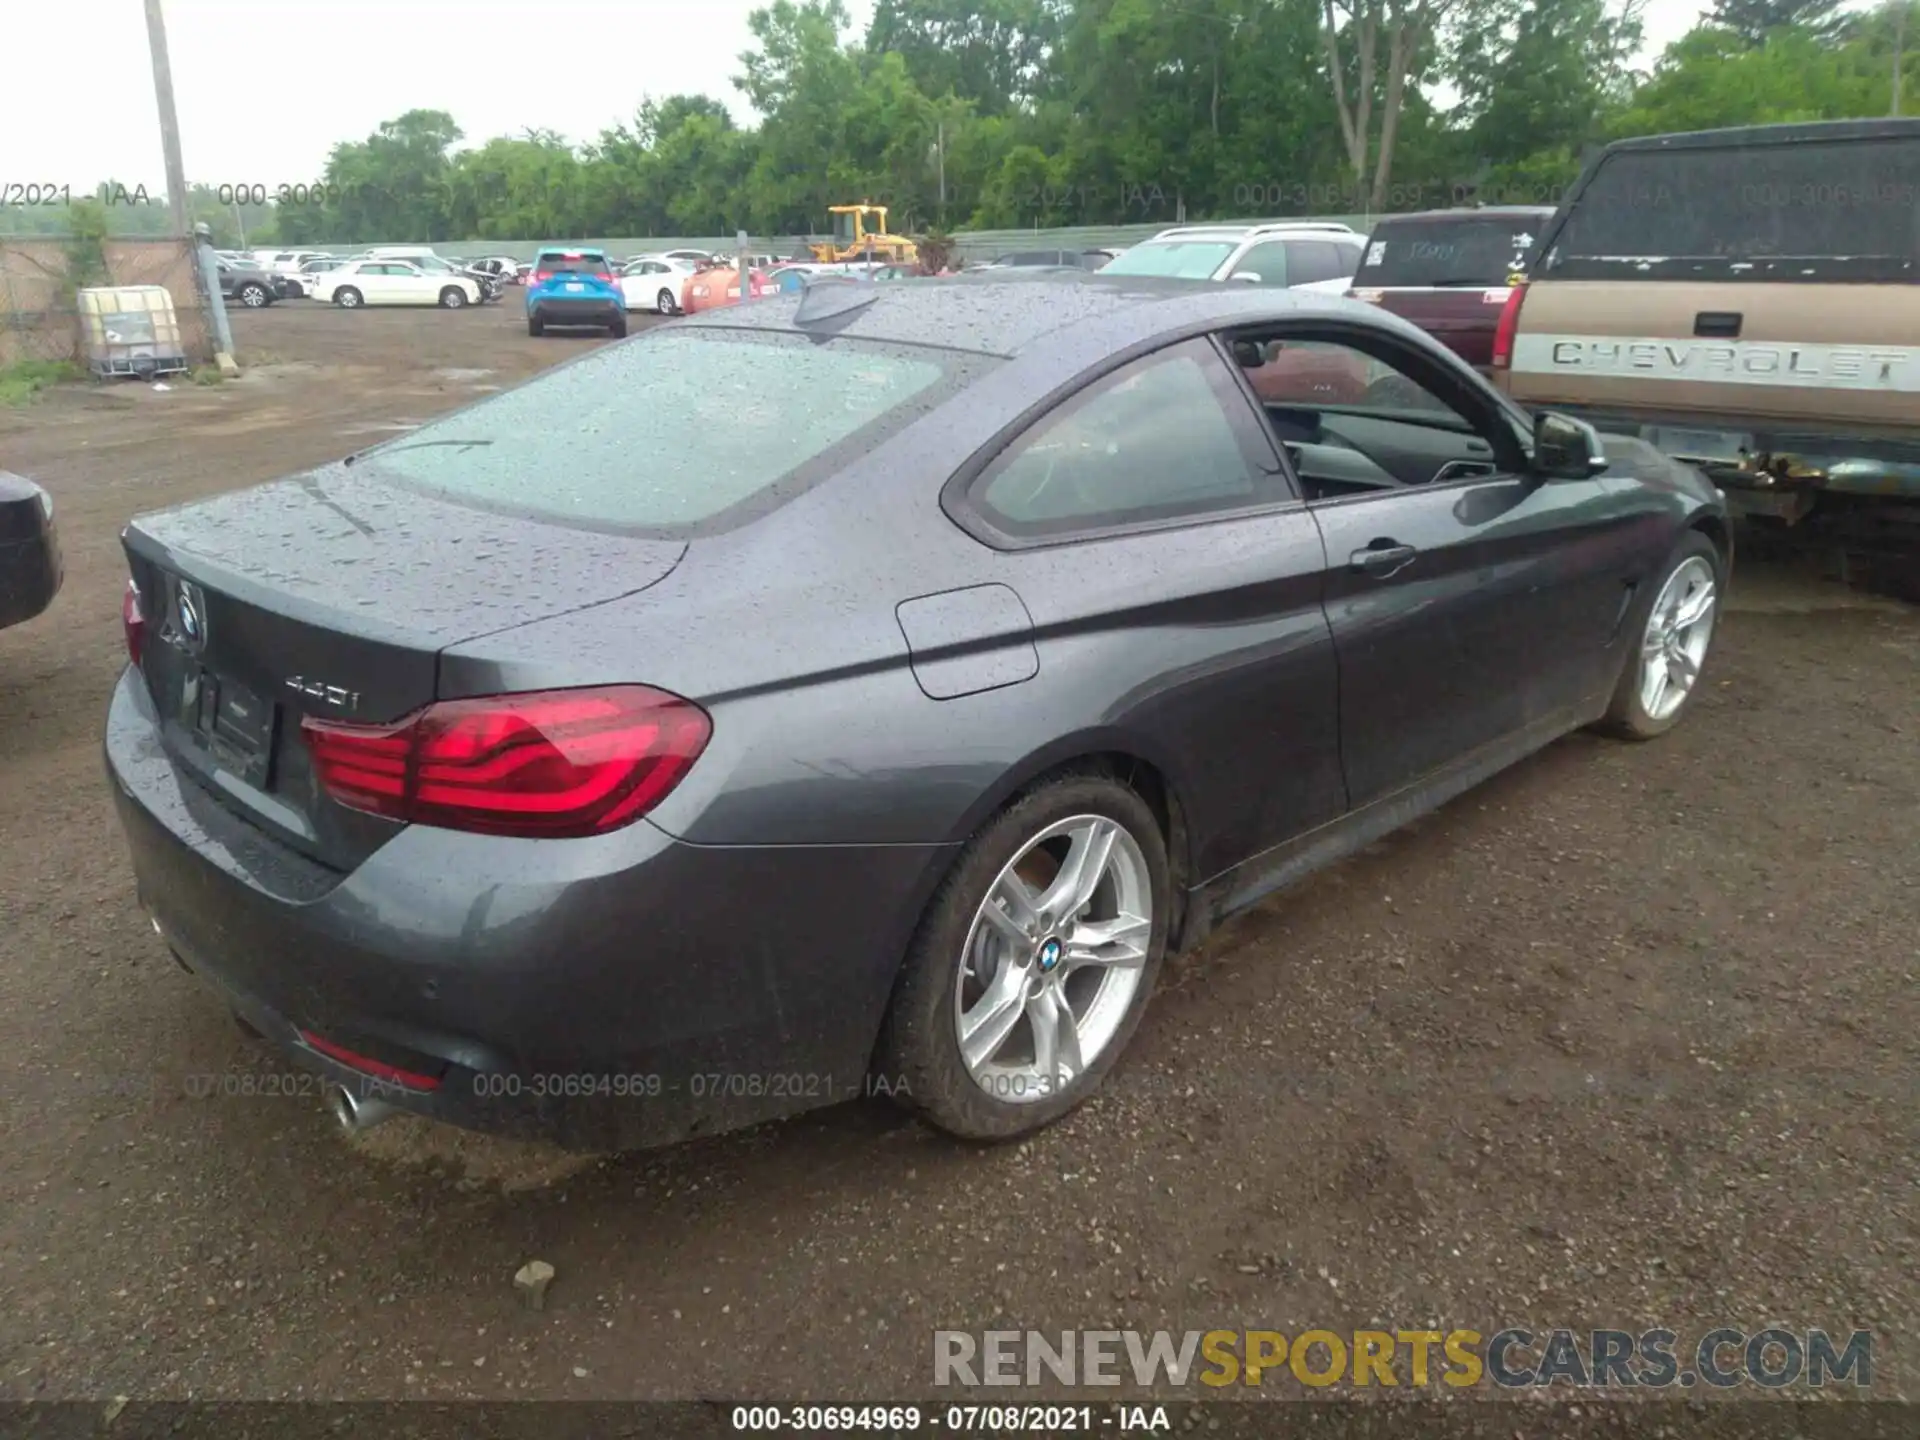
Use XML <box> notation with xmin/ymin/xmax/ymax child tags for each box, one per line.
<box><xmin>953</xmin><ymin>815</ymin><xmax>1152</xmax><ymax>1104</ymax></box>
<box><xmin>1638</xmin><ymin>555</ymin><xmax>1717</xmax><ymax>722</ymax></box>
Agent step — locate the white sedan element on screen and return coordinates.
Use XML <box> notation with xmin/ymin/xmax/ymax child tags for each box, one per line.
<box><xmin>618</xmin><ymin>256</ymin><xmax>700</xmax><ymax>313</ymax></box>
<box><xmin>315</xmin><ymin>259</ymin><xmax>483</xmax><ymax>310</ymax></box>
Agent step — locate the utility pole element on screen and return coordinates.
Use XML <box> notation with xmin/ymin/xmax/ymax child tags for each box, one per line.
<box><xmin>143</xmin><ymin>0</ymin><xmax>190</xmax><ymax>237</ymax></box>
<box><xmin>1895</xmin><ymin>1</ymin><xmax>1908</xmax><ymax>116</ymax></box>
<box><xmin>145</xmin><ymin>0</ymin><xmax>235</xmax><ymax>371</ymax></box>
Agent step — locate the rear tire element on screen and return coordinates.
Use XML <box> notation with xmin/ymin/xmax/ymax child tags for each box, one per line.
<box><xmin>527</xmin><ymin>313</ymin><xmax>544</xmax><ymax>336</ymax></box>
<box><xmin>877</xmin><ymin>773</ymin><xmax>1170</xmax><ymax>1142</ymax></box>
<box><xmin>609</xmin><ymin>315</ymin><xmax>627</xmax><ymax>338</ymax></box>
<box><xmin>1596</xmin><ymin>530</ymin><xmax>1723</xmax><ymax>741</ymax></box>
<box><xmin>334</xmin><ymin>287</ymin><xmax>362</xmax><ymax>309</ymax></box>
<box><xmin>439</xmin><ymin>286</ymin><xmax>468</xmax><ymax>309</ymax></box>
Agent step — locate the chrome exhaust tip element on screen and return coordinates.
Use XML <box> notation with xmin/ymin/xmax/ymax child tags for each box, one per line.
<box><xmin>328</xmin><ymin>1085</ymin><xmax>397</xmax><ymax>1134</ymax></box>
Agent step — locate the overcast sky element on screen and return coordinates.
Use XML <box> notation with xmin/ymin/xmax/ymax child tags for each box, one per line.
<box><xmin>2</xmin><ymin>0</ymin><xmax>1710</xmax><ymax>192</ymax></box>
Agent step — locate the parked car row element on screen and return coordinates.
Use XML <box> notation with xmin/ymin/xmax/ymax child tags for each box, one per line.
<box><xmin>212</xmin><ymin>248</ymin><xmax>505</xmax><ymax>307</ymax></box>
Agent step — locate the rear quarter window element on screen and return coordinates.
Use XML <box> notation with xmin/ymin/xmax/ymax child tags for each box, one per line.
<box><xmin>1355</xmin><ymin>218</ymin><xmax>1545</xmax><ymax>287</ymax></box>
<box><xmin>355</xmin><ymin>330</ymin><xmax>972</xmax><ymax>534</ymax></box>
<box><xmin>1542</xmin><ymin>136</ymin><xmax>1920</xmax><ymax>282</ymax></box>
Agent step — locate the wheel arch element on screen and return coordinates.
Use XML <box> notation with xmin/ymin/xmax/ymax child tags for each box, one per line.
<box><xmin>1688</xmin><ymin>510</ymin><xmax>1732</xmax><ymax>572</ymax></box>
<box><xmin>862</xmin><ymin>733</ymin><xmax>1203</xmax><ymax>1079</ymax></box>
<box><xmin>888</xmin><ymin>730</ymin><xmax>1201</xmax><ymax>983</ymax></box>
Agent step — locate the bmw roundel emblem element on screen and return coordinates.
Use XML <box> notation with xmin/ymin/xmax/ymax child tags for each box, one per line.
<box><xmin>176</xmin><ymin>583</ymin><xmax>203</xmax><ymax>647</ymax></box>
<box><xmin>1038</xmin><ymin>938</ymin><xmax>1062</xmax><ymax>972</ymax></box>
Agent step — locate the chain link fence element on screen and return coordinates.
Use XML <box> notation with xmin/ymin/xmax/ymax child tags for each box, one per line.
<box><xmin>0</xmin><ymin>236</ymin><xmax>212</xmax><ymax>369</ymax></box>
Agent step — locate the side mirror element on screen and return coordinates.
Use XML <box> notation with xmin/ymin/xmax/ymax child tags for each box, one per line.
<box><xmin>1228</xmin><ymin>271</ymin><xmax>1262</xmax><ymax>284</ymax></box>
<box><xmin>1532</xmin><ymin>411</ymin><xmax>1609</xmax><ymax>480</ymax></box>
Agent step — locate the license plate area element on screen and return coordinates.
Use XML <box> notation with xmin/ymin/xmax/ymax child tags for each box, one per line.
<box><xmin>1647</xmin><ymin>427</ymin><xmax>1754</xmax><ymax>463</ymax></box>
<box><xmin>182</xmin><ymin>665</ymin><xmax>277</xmax><ymax>787</ymax></box>
<box><xmin>565</xmin><ymin>282</ymin><xmax>585</xmax><ymax>292</ymax></box>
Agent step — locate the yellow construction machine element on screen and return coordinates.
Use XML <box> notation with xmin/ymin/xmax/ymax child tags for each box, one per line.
<box><xmin>809</xmin><ymin>203</ymin><xmax>919</xmax><ymax>264</ymax></box>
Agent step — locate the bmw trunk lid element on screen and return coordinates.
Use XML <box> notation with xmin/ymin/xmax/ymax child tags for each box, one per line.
<box><xmin>121</xmin><ymin>461</ymin><xmax>685</xmax><ymax>871</ymax></box>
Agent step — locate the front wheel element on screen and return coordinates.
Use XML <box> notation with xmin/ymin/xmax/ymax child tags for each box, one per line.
<box><xmin>1596</xmin><ymin>531</ymin><xmax>1723</xmax><ymax>740</ymax></box>
<box><xmin>439</xmin><ymin>286</ymin><xmax>469</xmax><ymax>309</ymax></box>
<box><xmin>236</xmin><ymin>282</ymin><xmax>269</xmax><ymax>308</ymax></box>
<box><xmin>655</xmin><ymin>288</ymin><xmax>677</xmax><ymax>315</ymax></box>
<box><xmin>334</xmin><ymin>287</ymin><xmax>363</xmax><ymax>309</ymax></box>
<box><xmin>877</xmin><ymin>773</ymin><xmax>1170</xmax><ymax>1141</ymax></box>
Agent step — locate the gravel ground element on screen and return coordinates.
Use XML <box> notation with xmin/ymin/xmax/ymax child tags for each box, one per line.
<box><xmin>0</xmin><ymin>300</ymin><xmax>1914</xmax><ymax>1405</ymax></box>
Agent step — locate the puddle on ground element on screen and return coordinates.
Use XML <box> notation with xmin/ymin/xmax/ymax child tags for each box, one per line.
<box><xmin>432</xmin><ymin>368</ymin><xmax>495</xmax><ymax>383</ymax></box>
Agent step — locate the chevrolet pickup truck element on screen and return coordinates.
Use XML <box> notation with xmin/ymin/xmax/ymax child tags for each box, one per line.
<box><xmin>1493</xmin><ymin>118</ymin><xmax>1920</xmax><ymax>570</ymax></box>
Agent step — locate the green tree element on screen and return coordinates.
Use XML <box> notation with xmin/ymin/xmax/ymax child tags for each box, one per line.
<box><xmin>325</xmin><ymin>109</ymin><xmax>464</xmax><ymax>242</ymax></box>
<box><xmin>1703</xmin><ymin>0</ymin><xmax>1845</xmax><ymax>46</ymax></box>
<box><xmin>1448</xmin><ymin>0</ymin><xmax>1643</xmax><ymax>169</ymax></box>
<box><xmin>1611</xmin><ymin>25</ymin><xmax>1884</xmax><ymax>135</ymax></box>
<box><xmin>865</xmin><ymin>0</ymin><xmax>1059</xmax><ymax>113</ymax></box>
<box><xmin>1323</xmin><ymin>0</ymin><xmax>1469</xmax><ymax>210</ymax></box>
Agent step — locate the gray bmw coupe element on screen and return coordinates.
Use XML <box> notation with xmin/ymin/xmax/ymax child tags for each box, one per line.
<box><xmin>104</xmin><ymin>273</ymin><xmax>1728</xmax><ymax>1151</ymax></box>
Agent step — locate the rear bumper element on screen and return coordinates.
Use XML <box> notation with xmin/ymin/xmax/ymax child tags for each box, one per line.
<box><xmin>529</xmin><ymin>295</ymin><xmax>621</xmax><ymax>324</ymax></box>
<box><xmin>102</xmin><ymin>666</ymin><xmax>951</xmax><ymax>1150</ymax></box>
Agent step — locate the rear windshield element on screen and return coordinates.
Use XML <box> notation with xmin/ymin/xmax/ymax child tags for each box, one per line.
<box><xmin>537</xmin><ymin>253</ymin><xmax>608</xmax><ymax>274</ymax></box>
<box><xmin>1354</xmin><ymin>217</ymin><xmax>1545</xmax><ymax>287</ymax></box>
<box><xmin>358</xmin><ymin>329</ymin><xmax>961</xmax><ymax>532</ymax></box>
<box><xmin>1542</xmin><ymin>136</ymin><xmax>1920</xmax><ymax>282</ymax></box>
<box><xmin>1100</xmin><ymin>240</ymin><xmax>1238</xmax><ymax>279</ymax></box>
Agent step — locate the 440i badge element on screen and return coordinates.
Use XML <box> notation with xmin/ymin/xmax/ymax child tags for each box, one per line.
<box><xmin>285</xmin><ymin>676</ymin><xmax>361</xmax><ymax>712</ymax></box>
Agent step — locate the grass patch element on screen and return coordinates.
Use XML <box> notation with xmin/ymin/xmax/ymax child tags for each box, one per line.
<box><xmin>0</xmin><ymin>360</ymin><xmax>82</xmax><ymax>407</ymax></box>
<box><xmin>190</xmin><ymin>364</ymin><xmax>224</xmax><ymax>386</ymax></box>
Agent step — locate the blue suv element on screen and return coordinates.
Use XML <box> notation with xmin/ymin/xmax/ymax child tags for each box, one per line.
<box><xmin>525</xmin><ymin>248</ymin><xmax>626</xmax><ymax>338</ymax></box>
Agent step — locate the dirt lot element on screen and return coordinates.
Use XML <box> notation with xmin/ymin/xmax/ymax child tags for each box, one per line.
<box><xmin>1</xmin><ymin>299</ymin><xmax>1916</xmax><ymax>1404</ymax></box>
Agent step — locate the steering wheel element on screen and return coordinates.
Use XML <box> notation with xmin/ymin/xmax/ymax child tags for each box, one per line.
<box><xmin>1364</xmin><ymin>374</ymin><xmax>1429</xmax><ymax>410</ymax></box>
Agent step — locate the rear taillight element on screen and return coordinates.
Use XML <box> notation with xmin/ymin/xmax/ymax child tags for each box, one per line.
<box><xmin>122</xmin><ymin>579</ymin><xmax>144</xmax><ymax>665</ymax></box>
<box><xmin>1491</xmin><ymin>282</ymin><xmax>1527</xmax><ymax>370</ymax></box>
<box><xmin>302</xmin><ymin>685</ymin><xmax>710</xmax><ymax>839</ymax></box>
<box><xmin>531</xmin><ymin>271</ymin><xmax>551</xmax><ymax>285</ymax></box>
<box><xmin>595</xmin><ymin>272</ymin><xmax>615</xmax><ymax>287</ymax></box>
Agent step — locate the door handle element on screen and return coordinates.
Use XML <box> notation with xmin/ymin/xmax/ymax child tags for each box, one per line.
<box><xmin>1694</xmin><ymin>311</ymin><xmax>1742</xmax><ymax>338</ymax></box>
<box><xmin>1350</xmin><ymin>541</ymin><xmax>1418</xmax><ymax>577</ymax></box>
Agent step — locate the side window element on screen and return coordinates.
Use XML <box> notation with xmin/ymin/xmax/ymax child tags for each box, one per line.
<box><xmin>968</xmin><ymin>340</ymin><xmax>1278</xmax><ymax>539</ymax></box>
<box><xmin>1227</xmin><ymin>241</ymin><xmax>1290</xmax><ymax>286</ymax></box>
<box><xmin>1286</xmin><ymin>241</ymin><xmax>1349</xmax><ymax>286</ymax></box>
<box><xmin>1240</xmin><ymin>337</ymin><xmax>1460</xmax><ymax>416</ymax></box>
<box><xmin>1229</xmin><ymin>333</ymin><xmax>1529</xmax><ymax>496</ymax></box>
